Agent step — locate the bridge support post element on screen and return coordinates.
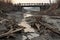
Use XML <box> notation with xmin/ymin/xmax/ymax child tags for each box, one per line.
<box><xmin>19</xmin><ymin>7</ymin><xmax>23</xmax><ymax>12</ymax></box>
<box><xmin>40</xmin><ymin>6</ymin><xmax>45</xmax><ymax>11</ymax></box>
<box><xmin>39</xmin><ymin>7</ymin><xmax>41</xmax><ymax>11</ymax></box>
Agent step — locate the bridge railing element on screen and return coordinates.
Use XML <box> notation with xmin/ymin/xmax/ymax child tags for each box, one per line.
<box><xmin>20</xmin><ymin>3</ymin><xmax>49</xmax><ymax>6</ymax></box>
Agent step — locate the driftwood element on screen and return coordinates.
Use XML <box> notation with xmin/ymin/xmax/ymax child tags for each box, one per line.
<box><xmin>50</xmin><ymin>16</ymin><xmax>60</xmax><ymax>19</ymax></box>
<box><xmin>0</xmin><ymin>26</ymin><xmax>25</xmax><ymax>38</ymax></box>
<box><xmin>31</xmin><ymin>16</ymin><xmax>60</xmax><ymax>35</ymax></box>
<box><xmin>36</xmin><ymin>17</ymin><xmax>60</xmax><ymax>35</ymax></box>
<box><xmin>0</xmin><ymin>15</ymin><xmax>25</xmax><ymax>38</ymax></box>
<box><xmin>39</xmin><ymin>21</ymin><xmax>60</xmax><ymax>35</ymax></box>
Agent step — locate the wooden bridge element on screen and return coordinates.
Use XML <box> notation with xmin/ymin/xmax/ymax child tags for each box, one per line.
<box><xmin>17</xmin><ymin>3</ymin><xmax>50</xmax><ymax>11</ymax></box>
<box><xmin>18</xmin><ymin>3</ymin><xmax>50</xmax><ymax>7</ymax></box>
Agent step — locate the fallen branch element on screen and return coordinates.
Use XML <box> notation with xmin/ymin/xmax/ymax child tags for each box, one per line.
<box><xmin>50</xmin><ymin>16</ymin><xmax>60</xmax><ymax>19</ymax></box>
<box><xmin>32</xmin><ymin>16</ymin><xmax>60</xmax><ymax>35</ymax></box>
<box><xmin>0</xmin><ymin>27</ymin><xmax>25</xmax><ymax>38</ymax></box>
<box><xmin>39</xmin><ymin>21</ymin><xmax>60</xmax><ymax>35</ymax></box>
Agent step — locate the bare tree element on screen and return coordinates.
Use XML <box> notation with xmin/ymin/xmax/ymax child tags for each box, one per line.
<box><xmin>44</xmin><ymin>0</ymin><xmax>60</xmax><ymax>14</ymax></box>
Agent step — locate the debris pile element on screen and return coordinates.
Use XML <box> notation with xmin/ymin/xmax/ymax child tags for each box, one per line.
<box><xmin>0</xmin><ymin>12</ymin><xmax>25</xmax><ymax>40</ymax></box>
<box><xmin>25</xmin><ymin>15</ymin><xmax>60</xmax><ymax>40</ymax></box>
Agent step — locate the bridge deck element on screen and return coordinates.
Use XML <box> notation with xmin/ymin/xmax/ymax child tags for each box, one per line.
<box><xmin>17</xmin><ymin>3</ymin><xmax>50</xmax><ymax>7</ymax></box>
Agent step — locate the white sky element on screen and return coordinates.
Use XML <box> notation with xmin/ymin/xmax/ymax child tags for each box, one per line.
<box><xmin>11</xmin><ymin>0</ymin><xmax>56</xmax><ymax>4</ymax></box>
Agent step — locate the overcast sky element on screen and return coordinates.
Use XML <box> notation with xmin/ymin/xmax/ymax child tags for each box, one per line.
<box><xmin>11</xmin><ymin>0</ymin><xmax>56</xmax><ymax>4</ymax></box>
